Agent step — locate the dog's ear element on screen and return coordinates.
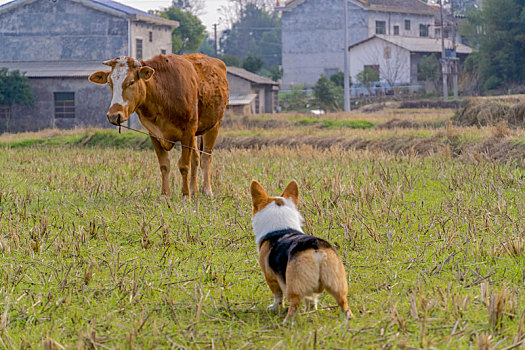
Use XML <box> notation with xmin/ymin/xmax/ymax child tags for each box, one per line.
<box><xmin>250</xmin><ymin>180</ymin><xmax>268</xmax><ymax>211</ymax></box>
<box><xmin>281</xmin><ymin>180</ymin><xmax>299</xmax><ymax>206</ymax></box>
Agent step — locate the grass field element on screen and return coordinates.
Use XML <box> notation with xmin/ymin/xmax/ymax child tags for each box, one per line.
<box><xmin>1</xmin><ymin>107</ymin><xmax>525</xmax><ymax>349</ymax></box>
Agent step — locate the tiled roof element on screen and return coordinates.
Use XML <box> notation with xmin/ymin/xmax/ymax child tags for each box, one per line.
<box><xmin>227</xmin><ymin>66</ymin><xmax>279</xmax><ymax>86</ymax></box>
<box><xmin>90</xmin><ymin>0</ymin><xmax>156</xmax><ymax>17</ymax></box>
<box><xmin>349</xmin><ymin>35</ymin><xmax>473</xmax><ymax>54</ymax></box>
<box><xmin>280</xmin><ymin>0</ymin><xmax>436</xmax><ymax>15</ymax></box>
<box><xmin>0</xmin><ymin>61</ymin><xmax>108</xmax><ymax>78</ymax></box>
<box><xmin>229</xmin><ymin>94</ymin><xmax>257</xmax><ymax>106</ymax></box>
<box><xmin>356</xmin><ymin>0</ymin><xmax>437</xmax><ymax>15</ymax></box>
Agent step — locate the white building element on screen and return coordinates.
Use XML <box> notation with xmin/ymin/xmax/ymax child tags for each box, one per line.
<box><xmin>348</xmin><ymin>35</ymin><xmax>472</xmax><ymax>88</ymax></box>
<box><xmin>278</xmin><ymin>0</ymin><xmax>438</xmax><ymax>88</ymax></box>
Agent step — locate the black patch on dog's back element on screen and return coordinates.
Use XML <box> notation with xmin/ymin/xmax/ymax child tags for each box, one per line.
<box><xmin>260</xmin><ymin>229</ymin><xmax>333</xmax><ymax>281</ymax></box>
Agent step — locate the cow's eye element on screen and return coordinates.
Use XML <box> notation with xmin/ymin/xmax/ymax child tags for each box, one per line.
<box><xmin>128</xmin><ymin>81</ymin><xmax>134</xmax><ymax>87</ymax></box>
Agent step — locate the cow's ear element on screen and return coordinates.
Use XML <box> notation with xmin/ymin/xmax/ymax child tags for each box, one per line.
<box><xmin>88</xmin><ymin>71</ymin><xmax>110</xmax><ymax>85</ymax></box>
<box><xmin>138</xmin><ymin>67</ymin><xmax>155</xmax><ymax>81</ymax></box>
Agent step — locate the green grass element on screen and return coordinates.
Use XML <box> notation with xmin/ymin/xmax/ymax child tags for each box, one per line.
<box><xmin>1</xmin><ymin>142</ymin><xmax>525</xmax><ymax>348</ymax></box>
<box><xmin>294</xmin><ymin>117</ymin><xmax>374</xmax><ymax>129</ymax></box>
<box><xmin>0</xmin><ymin>130</ymin><xmax>156</xmax><ymax>150</ymax></box>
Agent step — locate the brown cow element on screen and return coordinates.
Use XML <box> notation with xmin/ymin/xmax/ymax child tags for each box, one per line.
<box><xmin>88</xmin><ymin>54</ymin><xmax>229</xmax><ymax>197</ymax></box>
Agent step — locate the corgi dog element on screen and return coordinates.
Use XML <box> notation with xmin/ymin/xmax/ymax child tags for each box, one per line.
<box><xmin>250</xmin><ymin>180</ymin><xmax>353</xmax><ymax>322</ymax></box>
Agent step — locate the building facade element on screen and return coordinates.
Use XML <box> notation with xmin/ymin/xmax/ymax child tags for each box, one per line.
<box><xmin>0</xmin><ymin>0</ymin><xmax>178</xmax><ymax>132</ymax></box>
<box><xmin>348</xmin><ymin>35</ymin><xmax>472</xmax><ymax>92</ymax></box>
<box><xmin>227</xmin><ymin>67</ymin><xmax>280</xmax><ymax>115</ymax></box>
<box><xmin>278</xmin><ymin>0</ymin><xmax>437</xmax><ymax>88</ymax></box>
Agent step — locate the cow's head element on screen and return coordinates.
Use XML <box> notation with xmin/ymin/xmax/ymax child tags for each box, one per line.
<box><xmin>88</xmin><ymin>56</ymin><xmax>155</xmax><ymax>125</ymax></box>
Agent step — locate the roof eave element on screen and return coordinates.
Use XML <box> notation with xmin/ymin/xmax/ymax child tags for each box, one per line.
<box><xmin>133</xmin><ymin>14</ymin><xmax>179</xmax><ymax>28</ymax></box>
<box><xmin>228</xmin><ymin>72</ymin><xmax>278</xmax><ymax>86</ymax></box>
<box><xmin>368</xmin><ymin>5</ymin><xmax>436</xmax><ymax>15</ymax></box>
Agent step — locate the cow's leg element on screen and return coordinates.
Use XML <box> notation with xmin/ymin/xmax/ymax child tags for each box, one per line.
<box><xmin>150</xmin><ymin>136</ymin><xmax>171</xmax><ymax>196</ymax></box>
<box><xmin>200</xmin><ymin>121</ymin><xmax>221</xmax><ymax>197</ymax></box>
<box><xmin>178</xmin><ymin>133</ymin><xmax>195</xmax><ymax>197</ymax></box>
<box><xmin>189</xmin><ymin>136</ymin><xmax>200</xmax><ymax>196</ymax></box>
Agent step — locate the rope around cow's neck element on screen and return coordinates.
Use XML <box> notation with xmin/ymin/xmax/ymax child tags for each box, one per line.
<box><xmin>115</xmin><ymin>122</ymin><xmax>212</xmax><ymax>156</ymax></box>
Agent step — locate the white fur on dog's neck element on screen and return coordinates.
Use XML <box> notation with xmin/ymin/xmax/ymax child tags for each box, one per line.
<box><xmin>253</xmin><ymin>197</ymin><xmax>304</xmax><ymax>247</ymax></box>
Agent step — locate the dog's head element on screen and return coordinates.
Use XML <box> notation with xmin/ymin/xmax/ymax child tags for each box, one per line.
<box><xmin>250</xmin><ymin>180</ymin><xmax>299</xmax><ymax>215</ymax></box>
<box><xmin>250</xmin><ymin>180</ymin><xmax>303</xmax><ymax>246</ymax></box>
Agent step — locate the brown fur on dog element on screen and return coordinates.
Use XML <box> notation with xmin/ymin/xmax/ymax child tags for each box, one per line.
<box><xmin>251</xmin><ymin>180</ymin><xmax>353</xmax><ymax>321</ymax></box>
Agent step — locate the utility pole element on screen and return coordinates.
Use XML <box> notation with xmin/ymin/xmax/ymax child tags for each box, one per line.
<box><xmin>451</xmin><ymin>0</ymin><xmax>458</xmax><ymax>100</ymax></box>
<box><xmin>439</xmin><ymin>0</ymin><xmax>448</xmax><ymax>101</ymax></box>
<box><xmin>344</xmin><ymin>0</ymin><xmax>350</xmax><ymax>112</ymax></box>
<box><xmin>213</xmin><ymin>23</ymin><xmax>218</xmax><ymax>56</ymax></box>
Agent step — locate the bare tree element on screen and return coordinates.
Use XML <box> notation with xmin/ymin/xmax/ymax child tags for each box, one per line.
<box><xmin>219</xmin><ymin>0</ymin><xmax>275</xmax><ymax>26</ymax></box>
<box><xmin>172</xmin><ymin>0</ymin><xmax>205</xmax><ymax>16</ymax></box>
<box><xmin>362</xmin><ymin>39</ymin><xmax>410</xmax><ymax>90</ymax></box>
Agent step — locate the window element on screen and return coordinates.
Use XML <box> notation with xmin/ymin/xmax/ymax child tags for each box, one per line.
<box><xmin>54</xmin><ymin>92</ymin><xmax>75</xmax><ymax>119</ymax></box>
<box><xmin>383</xmin><ymin>46</ymin><xmax>391</xmax><ymax>59</ymax></box>
<box><xmin>376</xmin><ymin>21</ymin><xmax>386</xmax><ymax>35</ymax></box>
<box><xmin>419</xmin><ymin>24</ymin><xmax>429</xmax><ymax>37</ymax></box>
<box><xmin>436</xmin><ymin>28</ymin><xmax>441</xmax><ymax>38</ymax></box>
<box><xmin>405</xmin><ymin>20</ymin><xmax>411</xmax><ymax>30</ymax></box>
<box><xmin>0</xmin><ymin>106</ymin><xmax>9</xmax><ymax>119</ymax></box>
<box><xmin>136</xmin><ymin>39</ymin><xmax>143</xmax><ymax>59</ymax></box>
<box><xmin>324</xmin><ymin>68</ymin><xmax>339</xmax><ymax>77</ymax></box>
<box><xmin>393</xmin><ymin>25</ymin><xmax>399</xmax><ymax>35</ymax></box>
<box><xmin>149</xmin><ymin>31</ymin><xmax>153</xmax><ymax>42</ymax></box>
<box><xmin>161</xmin><ymin>49</ymin><xmax>166</xmax><ymax>55</ymax></box>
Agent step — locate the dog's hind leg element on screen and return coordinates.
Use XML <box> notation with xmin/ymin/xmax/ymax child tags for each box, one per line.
<box><xmin>321</xmin><ymin>249</ymin><xmax>354</xmax><ymax>319</ymax></box>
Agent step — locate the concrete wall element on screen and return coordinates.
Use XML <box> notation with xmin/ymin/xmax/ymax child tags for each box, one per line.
<box><xmin>226</xmin><ymin>74</ymin><xmax>252</xmax><ymax>95</ymax></box>
<box><xmin>281</xmin><ymin>0</ymin><xmax>369</xmax><ymax>88</ymax></box>
<box><xmin>6</xmin><ymin>77</ymin><xmax>111</xmax><ymax>133</ymax></box>
<box><xmin>130</xmin><ymin>22</ymin><xmax>172</xmax><ymax>60</ymax></box>
<box><xmin>349</xmin><ymin>37</ymin><xmax>411</xmax><ymax>85</ymax></box>
<box><xmin>264</xmin><ymin>86</ymin><xmax>276</xmax><ymax>113</ymax></box>
<box><xmin>281</xmin><ymin>0</ymin><xmax>437</xmax><ymax>88</ymax></box>
<box><xmin>0</xmin><ymin>0</ymin><xmax>128</xmax><ymax>61</ymax></box>
<box><xmin>368</xmin><ymin>12</ymin><xmax>435</xmax><ymax>38</ymax></box>
<box><xmin>226</xmin><ymin>74</ymin><xmax>278</xmax><ymax>114</ymax></box>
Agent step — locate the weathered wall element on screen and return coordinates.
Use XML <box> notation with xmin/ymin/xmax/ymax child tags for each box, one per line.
<box><xmin>226</xmin><ymin>74</ymin><xmax>278</xmax><ymax>114</ymax></box>
<box><xmin>281</xmin><ymin>0</ymin><xmax>369</xmax><ymax>88</ymax></box>
<box><xmin>350</xmin><ymin>38</ymin><xmax>410</xmax><ymax>83</ymax></box>
<box><xmin>349</xmin><ymin>37</ymin><xmax>411</xmax><ymax>84</ymax></box>
<box><xmin>368</xmin><ymin>12</ymin><xmax>435</xmax><ymax>37</ymax></box>
<box><xmin>130</xmin><ymin>22</ymin><xmax>172</xmax><ymax>60</ymax></box>
<box><xmin>227</xmin><ymin>74</ymin><xmax>252</xmax><ymax>95</ymax></box>
<box><xmin>0</xmin><ymin>0</ymin><xmax>128</xmax><ymax>61</ymax></box>
<box><xmin>281</xmin><ymin>0</ymin><xmax>437</xmax><ymax>88</ymax></box>
<box><xmin>7</xmin><ymin>77</ymin><xmax>112</xmax><ymax>133</ymax></box>
<box><xmin>264</xmin><ymin>86</ymin><xmax>276</xmax><ymax>114</ymax></box>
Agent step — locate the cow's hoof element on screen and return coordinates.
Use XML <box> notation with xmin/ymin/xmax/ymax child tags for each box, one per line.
<box><xmin>202</xmin><ymin>188</ymin><xmax>213</xmax><ymax>197</ymax></box>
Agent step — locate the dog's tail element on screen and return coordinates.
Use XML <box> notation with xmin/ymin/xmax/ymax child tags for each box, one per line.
<box><xmin>312</xmin><ymin>250</ymin><xmax>325</xmax><ymax>264</ymax></box>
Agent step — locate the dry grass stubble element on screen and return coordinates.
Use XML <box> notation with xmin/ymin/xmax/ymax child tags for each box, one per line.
<box><xmin>0</xmin><ymin>144</ymin><xmax>525</xmax><ymax>348</ymax></box>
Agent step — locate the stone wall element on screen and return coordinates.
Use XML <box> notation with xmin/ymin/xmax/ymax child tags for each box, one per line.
<box><xmin>130</xmin><ymin>22</ymin><xmax>172</xmax><ymax>60</ymax></box>
<box><xmin>6</xmin><ymin>77</ymin><xmax>111</xmax><ymax>133</ymax></box>
<box><xmin>368</xmin><ymin>12</ymin><xmax>435</xmax><ymax>38</ymax></box>
<box><xmin>281</xmin><ymin>0</ymin><xmax>369</xmax><ymax>88</ymax></box>
<box><xmin>281</xmin><ymin>0</ymin><xmax>436</xmax><ymax>88</ymax></box>
<box><xmin>0</xmin><ymin>0</ymin><xmax>128</xmax><ymax>61</ymax></box>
